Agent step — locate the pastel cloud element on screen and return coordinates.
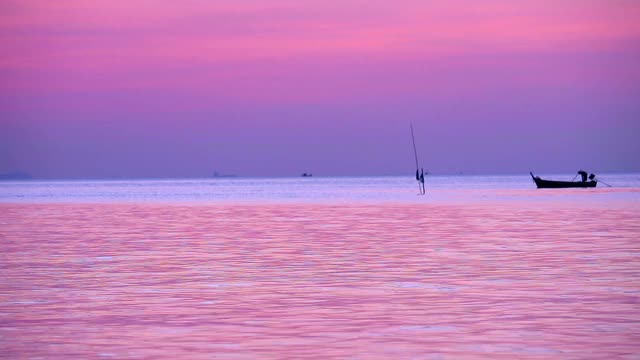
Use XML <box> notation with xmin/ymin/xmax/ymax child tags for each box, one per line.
<box><xmin>0</xmin><ymin>1</ymin><xmax>639</xmax><ymax>177</ymax></box>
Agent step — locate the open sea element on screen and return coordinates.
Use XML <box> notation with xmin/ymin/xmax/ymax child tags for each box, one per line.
<box><xmin>1</xmin><ymin>174</ymin><xmax>639</xmax><ymax>359</ymax></box>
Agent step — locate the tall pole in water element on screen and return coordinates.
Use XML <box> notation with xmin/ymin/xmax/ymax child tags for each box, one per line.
<box><xmin>410</xmin><ymin>123</ymin><xmax>419</xmax><ymax>170</ymax></box>
<box><xmin>410</xmin><ymin>123</ymin><xmax>422</xmax><ymax>194</ymax></box>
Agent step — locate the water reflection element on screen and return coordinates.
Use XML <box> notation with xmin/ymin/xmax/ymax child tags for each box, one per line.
<box><xmin>1</xmin><ymin>203</ymin><xmax>639</xmax><ymax>358</ymax></box>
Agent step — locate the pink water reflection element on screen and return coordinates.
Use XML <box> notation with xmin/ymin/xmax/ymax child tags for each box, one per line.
<box><xmin>1</xmin><ymin>202</ymin><xmax>639</xmax><ymax>359</ymax></box>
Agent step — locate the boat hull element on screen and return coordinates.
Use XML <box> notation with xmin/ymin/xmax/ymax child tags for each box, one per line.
<box><xmin>530</xmin><ymin>172</ymin><xmax>597</xmax><ymax>189</ymax></box>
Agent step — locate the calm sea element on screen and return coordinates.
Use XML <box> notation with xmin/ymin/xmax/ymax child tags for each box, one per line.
<box><xmin>1</xmin><ymin>174</ymin><xmax>639</xmax><ymax>359</ymax></box>
<box><xmin>1</xmin><ymin>173</ymin><xmax>640</xmax><ymax>203</ymax></box>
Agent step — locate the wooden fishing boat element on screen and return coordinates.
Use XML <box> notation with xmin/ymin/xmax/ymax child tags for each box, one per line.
<box><xmin>530</xmin><ymin>172</ymin><xmax>597</xmax><ymax>188</ymax></box>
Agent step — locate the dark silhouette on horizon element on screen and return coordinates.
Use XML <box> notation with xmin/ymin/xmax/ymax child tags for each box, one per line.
<box><xmin>410</xmin><ymin>124</ymin><xmax>427</xmax><ymax>195</ymax></box>
<box><xmin>530</xmin><ymin>170</ymin><xmax>598</xmax><ymax>188</ymax></box>
<box><xmin>0</xmin><ymin>171</ymin><xmax>32</xmax><ymax>180</ymax></box>
<box><xmin>213</xmin><ymin>170</ymin><xmax>236</xmax><ymax>178</ymax></box>
<box><xmin>415</xmin><ymin>168</ymin><xmax>426</xmax><ymax>194</ymax></box>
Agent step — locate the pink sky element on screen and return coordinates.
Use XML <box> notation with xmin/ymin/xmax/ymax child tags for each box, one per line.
<box><xmin>1</xmin><ymin>1</ymin><xmax>639</xmax><ymax>178</ymax></box>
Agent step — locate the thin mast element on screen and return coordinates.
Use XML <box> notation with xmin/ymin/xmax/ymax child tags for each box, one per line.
<box><xmin>410</xmin><ymin>123</ymin><xmax>419</xmax><ymax>170</ymax></box>
<box><xmin>410</xmin><ymin>123</ymin><xmax>425</xmax><ymax>194</ymax></box>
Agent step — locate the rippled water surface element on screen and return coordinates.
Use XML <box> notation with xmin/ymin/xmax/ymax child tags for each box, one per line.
<box><xmin>1</xmin><ymin>176</ymin><xmax>639</xmax><ymax>358</ymax></box>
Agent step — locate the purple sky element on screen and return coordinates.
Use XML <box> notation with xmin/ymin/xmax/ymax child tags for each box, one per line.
<box><xmin>1</xmin><ymin>1</ymin><xmax>639</xmax><ymax>178</ymax></box>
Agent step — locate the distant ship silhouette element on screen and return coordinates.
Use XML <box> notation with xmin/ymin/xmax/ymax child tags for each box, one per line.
<box><xmin>213</xmin><ymin>171</ymin><xmax>236</xmax><ymax>178</ymax></box>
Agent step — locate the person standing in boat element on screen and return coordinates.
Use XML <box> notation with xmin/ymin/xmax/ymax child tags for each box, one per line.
<box><xmin>578</xmin><ymin>170</ymin><xmax>588</xmax><ymax>183</ymax></box>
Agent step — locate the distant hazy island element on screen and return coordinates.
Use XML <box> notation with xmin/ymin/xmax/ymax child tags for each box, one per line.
<box><xmin>0</xmin><ymin>171</ymin><xmax>32</xmax><ymax>180</ymax></box>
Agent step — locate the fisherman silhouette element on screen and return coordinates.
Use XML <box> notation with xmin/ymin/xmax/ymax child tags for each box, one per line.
<box><xmin>419</xmin><ymin>168</ymin><xmax>425</xmax><ymax>194</ymax></box>
<box><xmin>578</xmin><ymin>170</ymin><xmax>588</xmax><ymax>183</ymax></box>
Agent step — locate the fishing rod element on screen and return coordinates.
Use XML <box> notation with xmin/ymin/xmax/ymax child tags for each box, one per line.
<box><xmin>596</xmin><ymin>178</ymin><xmax>613</xmax><ymax>187</ymax></box>
<box><xmin>410</xmin><ymin>123</ymin><xmax>419</xmax><ymax>170</ymax></box>
<box><xmin>410</xmin><ymin>123</ymin><xmax>424</xmax><ymax>195</ymax></box>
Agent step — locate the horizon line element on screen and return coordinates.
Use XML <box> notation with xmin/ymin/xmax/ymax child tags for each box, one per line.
<box><xmin>1</xmin><ymin>170</ymin><xmax>638</xmax><ymax>182</ymax></box>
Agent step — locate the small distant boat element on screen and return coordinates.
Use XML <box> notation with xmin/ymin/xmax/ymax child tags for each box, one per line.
<box><xmin>213</xmin><ymin>171</ymin><xmax>236</xmax><ymax>178</ymax></box>
<box><xmin>530</xmin><ymin>172</ymin><xmax>597</xmax><ymax>188</ymax></box>
<box><xmin>301</xmin><ymin>173</ymin><xmax>313</xmax><ymax>177</ymax></box>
